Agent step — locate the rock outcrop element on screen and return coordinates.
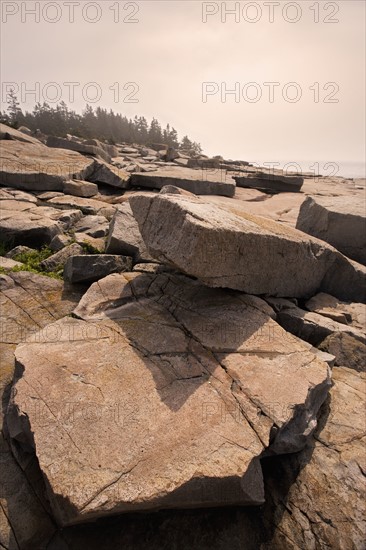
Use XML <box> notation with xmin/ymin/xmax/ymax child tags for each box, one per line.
<box><xmin>296</xmin><ymin>195</ymin><xmax>366</xmax><ymax>265</ymax></box>
<box><xmin>0</xmin><ymin>271</ymin><xmax>84</xmax><ymax>549</ymax></box>
<box><xmin>234</xmin><ymin>168</ymin><xmax>304</xmax><ymax>194</ymax></box>
<box><xmin>46</xmin><ymin>135</ymin><xmax>112</xmax><ymax>164</ymax></box>
<box><xmin>130</xmin><ymin>193</ymin><xmax>366</xmax><ymax>302</ymax></box>
<box><xmin>0</xmin><ymin>141</ymin><xmax>96</xmax><ymax>191</ymax></box>
<box><xmin>130</xmin><ymin>167</ymin><xmax>236</xmax><ymax>197</ymax></box>
<box><xmin>6</xmin><ymin>271</ymin><xmax>331</xmax><ymax>526</ymax></box>
<box><xmin>262</xmin><ymin>366</ymin><xmax>366</xmax><ymax>549</ymax></box>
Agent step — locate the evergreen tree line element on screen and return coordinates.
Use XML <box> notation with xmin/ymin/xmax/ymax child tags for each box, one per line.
<box><xmin>1</xmin><ymin>91</ymin><xmax>202</xmax><ymax>154</ymax></box>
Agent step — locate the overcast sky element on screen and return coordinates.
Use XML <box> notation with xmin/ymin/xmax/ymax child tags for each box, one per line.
<box><xmin>1</xmin><ymin>0</ymin><xmax>365</xmax><ymax>164</ymax></box>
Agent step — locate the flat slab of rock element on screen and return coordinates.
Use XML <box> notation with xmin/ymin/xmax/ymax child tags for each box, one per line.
<box><xmin>64</xmin><ymin>255</ymin><xmax>133</xmax><ymax>284</ymax></box>
<box><xmin>47</xmin><ymin>195</ymin><xmax>116</xmax><ymax>217</ymax></box>
<box><xmin>234</xmin><ymin>168</ymin><xmax>304</xmax><ymax>194</ymax></box>
<box><xmin>130</xmin><ymin>167</ymin><xmax>236</xmax><ymax>197</ymax></box>
<box><xmin>105</xmin><ymin>202</ymin><xmax>153</xmax><ymax>262</ymax></box>
<box><xmin>0</xmin><ymin>122</ymin><xmax>41</xmax><ymax>145</ymax></box>
<box><xmin>129</xmin><ymin>194</ymin><xmax>366</xmax><ymax>302</ymax></box>
<box><xmin>47</xmin><ymin>135</ymin><xmax>111</xmax><ymax>163</ymax></box>
<box><xmin>0</xmin><ymin>141</ymin><xmax>96</xmax><ymax>191</ymax></box>
<box><xmin>296</xmin><ymin>195</ymin><xmax>366</xmax><ymax>264</ymax></box>
<box><xmin>0</xmin><ymin>202</ymin><xmax>63</xmax><ymax>247</ymax></box>
<box><xmin>7</xmin><ymin>271</ymin><xmax>331</xmax><ymax>525</ymax></box>
<box><xmin>63</xmin><ymin>179</ymin><xmax>98</xmax><ymax>198</ymax></box>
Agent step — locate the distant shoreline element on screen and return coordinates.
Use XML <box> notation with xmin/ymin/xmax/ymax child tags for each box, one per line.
<box><xmin>248</xmin><ymin>160</ymin><xmax>366</xmax><ymax>180</ymax></box>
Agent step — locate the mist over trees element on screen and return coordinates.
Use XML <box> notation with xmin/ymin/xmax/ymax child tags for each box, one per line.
<box><xmin>0</xmin><ymin>92</ymin><xmax>202</xmax><ymax>154</ymax></box>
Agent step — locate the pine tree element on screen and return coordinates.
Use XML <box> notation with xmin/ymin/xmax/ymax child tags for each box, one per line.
<box><xmin>6</xmin><ymin>90</ymin><xmax>22</xmax><ymax>127</ymax></box>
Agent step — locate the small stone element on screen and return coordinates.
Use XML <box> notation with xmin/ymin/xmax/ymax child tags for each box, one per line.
<box><xmin>63</xmin><ymin>254</ymin><xmax>133</xmax><ymax>284</ymax></box>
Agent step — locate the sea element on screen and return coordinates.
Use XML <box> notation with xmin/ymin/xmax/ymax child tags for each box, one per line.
<box><xmin>251</xmin><ymin>160</ymin><xmax>365</xmax><ymax>180</ymax></box>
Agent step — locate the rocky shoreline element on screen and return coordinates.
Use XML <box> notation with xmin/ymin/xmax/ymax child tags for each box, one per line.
<box><xmin>0</xmin><ymin>123</ymin><xmax>365</xmax><ymax>549</ymax></box>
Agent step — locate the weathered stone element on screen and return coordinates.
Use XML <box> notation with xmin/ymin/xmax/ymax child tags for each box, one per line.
<box><xmin>0</xmin><ymin>141</ymin><xmax>96</xmax><ymax>191</ymax></box>
<box><xmin>83</xmin><ymin>139</ymin><xmax>119</xmax><ymax>159</ymax></box>
<box><xmin>7</xmin><ymin>271</ymin><xmax>331</xmax><ymax>526</ymax></box>
<box><xmin>63</xmin><ymin>255</ymin><xmax>133</xmax><ymax>284</ymax></box>
<box><xmin>55</xmin><ymin>208</ymin><xmax>83</xmax><ymax>230</ymax></box>
<box><xmin>120</xmin><ymin>146</ymin><xmax>139</xmax><ymax>154</ymax></box>
<box><xmin>89</xmin><ymin>160</ymin><xmax>130</xmax><ymax>189</ymax></box>
<box><xmin>130</xmin><ymin>167</ymin><xmax>236</xmax><ymax>197</ymax></box>
<box><xmin>160</xmin><ymin>185</ymin><xmax>196</xmax><ymax>196</ymax></box>
<box><xmin>319</xmin><ymin>332</ymin><xmax>366</xmax><ymax>372</ymax></box>
<box><xmin>129</xmin><ymin>194</ymin><xmax>366</xmax><ymax>302</ymax></box>
<box><xmin>306</xmin><ymin>292</ymin><xmax>366</xmax><ymax>331</ymax></box>
<box><xmin>0</xmin><ymin>187</ymin><xmax>38</xmax><ymax>204</ymax></box>
<box><xmin>74</xmin><ymin>233</ymin><xmax>106</xmax><ymax>253</ymax></box>
<box><xmin>132</xmin><ymin>263</ymin><xmax>173</xmax><ymax>274</ymax></box>
<box><xmin>63</xmin><ymin>180</ymin><xmax>99</xmax><ymax>198</ymax></box>
<box><xmin>274</xmin><ymin>303</ymin><xmax>365</xmax><ymax>370</ymax></box>
<box><xmin>0</xmin><ymin>204</ymin><xmax>62</xmax><ymax>248</ymax></box>
<box><xmin>0</xmin><ymin>271</ymin><xmax>83</xmax><ymax>549</ymax></box>
<box><xmin>0</xmin><ymin>122</ymin><xmax>41</xmax><ymax>145</ymax></box>
<box><xmin>47</xmin><ymin>195</ymin><xmax>116</xmax><ymax>217</ymax></box>
<box><xmin>262</xmin><ymin>367</ymin><xmax>366</xmax><ymax>550</ymax></box>
<box><xmin>234</xmin><ymin>168</ymin><xmax>304</xmax><ymax>194</ymax></box>
<box><xmin>17</xmin><ymin>125</ymin><xmax>32</xmax><ymax>136</ymax></box>
<box><xmin>46</xmin><ymin>135</ymin><xmax>111</xmax><ymax>163</ymax></box>
<box><xmin>187</xmin><ymin>158</ymin><xmax>221</xmax><ymax>169</ymax></box>
<box><xmin>74</xmin><ymin>215</ymin><xmax>109</xmax><ymax>238</ymax></box>
<box><xmin>296</xmin><ymin>196</ymin><xmax>366</xmax><ymax>264</ymax></box>
<box><xmin>0</xmin><ymin>256</ymin><xmax>23</xmax><ymax>270</ymax></box>
<box><xmin>40</xmin><ymin>243</ymin><xmax>85</xmax><ymax>273</ymax></box>
<box><xmin>36</xmin><ymin>191</ymin><xmax>65</xmax><ymax>201</ymax></box>
<box><xmin>50</xmin><ymin>234</ymin><xmax>72</xmax><ymax>252</ymax></box>
<box><xmin>105</xmin><ymin>202</ymin><xmax>153</xmax><ymax>262</ymax></box>
<box><xmin>5</xmin><ymin>245</ymin><xmax>35</xmax><ymax>259</ymax></box>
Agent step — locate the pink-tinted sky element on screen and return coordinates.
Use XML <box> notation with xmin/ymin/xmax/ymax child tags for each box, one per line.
<box><xmin>1</xmin><ymin>1</ymin><xmax>365</xmax><ymax>163</ymax></box>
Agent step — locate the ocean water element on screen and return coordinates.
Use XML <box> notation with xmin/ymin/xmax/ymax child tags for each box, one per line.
<box><xmin>252</xmin><ymin>160</ymin><xmax>366</xmax><ymax>179</ymax></box>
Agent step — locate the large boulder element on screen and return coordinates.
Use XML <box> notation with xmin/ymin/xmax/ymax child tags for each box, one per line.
<box><xmin>46</xmin><ymin>135</ymin><xmax>112</xmax><ymax>163</ymax></box>
<box><xmin>130</xmin><ymin>167</ymin><xmax>236</xmax><ymax>197</ymax></box>
<box><xmin>234</xmin><ymin>168</ymin><xmax>304</xmax><ymax>194</ymax></box>
<box><xmin>0</xmin><ymin>141</ymin><xmax>96</xmax><ymax>191</ymax></box>
<box><xmin>0</xmin><ymin>202</ymin><xmax>63</xmax><ymax>247</ymax></box>
<box><xmin>6</xmin><ymin>271</ymin><xmax>331</xmax><ymax>526</ymax></box>
<box><xmin>105</xmin><ymin>202</ymin><xmax>153</xmax><ymax>262</ymax></box>
<box><xmin>63</xmin><ymin>255</ymin><xmax>133</xmax><ymax>284</ymax></box>
<box><xmin>129</xmin><ymin>194</ymin><xmax>366</xmax><ymax>302</ymax></box>
<box><xmin>296</xmin><ymin>196</ymin><xmax>366</xmax><ymax>264</ymax></box>
<box><xmin>88</xmin><ymin>159</ymin><xmax>130</xmax><ymax>189</ymax></box>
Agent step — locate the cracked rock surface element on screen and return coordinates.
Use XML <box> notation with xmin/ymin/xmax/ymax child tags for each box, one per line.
<box><xmin>129</xmin><ymin>193</ymin><xmax>366</xmax><ymax>302</ymax></box>
<box><xmin>0</xmin><ymin>272</ymin><xmax>84</xmax><ymax>550</ymax></box>
<box><xmin>7</xmin><ymin>271</ymin><xmax>331</xmax><ymax>526</ymax></box>
<box><xmin>261</xmin><ymin>366</ymin><xmax>366</xmax><ymax>550</ymax></box>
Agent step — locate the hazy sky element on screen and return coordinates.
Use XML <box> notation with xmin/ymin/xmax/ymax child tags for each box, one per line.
<box><xmin>1</xmin><ymin>0</ymin><xmax>365</xmax><ymax>164</ymax></box>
